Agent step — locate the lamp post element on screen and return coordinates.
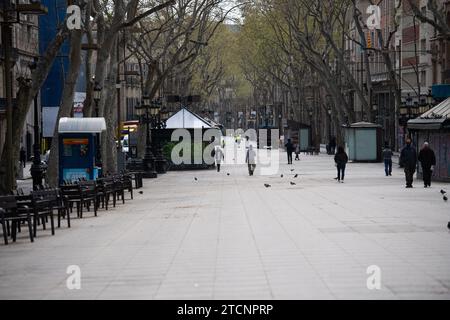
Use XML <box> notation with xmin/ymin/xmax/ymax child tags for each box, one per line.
<box><xmin>308</xmin><ymin>109</ymin><xmax>314</xmax><ymax>147</ymax></box>
<box><xmin>29</xmin><ymin>59</ymin><xmax>46</xmax><ymax>189</ymax></box>
<box><xmin>150</xmin><ymin>100</ymin><xmax>168</xmax><ymax>174</ymax></box>
<box><xmin>406</xmin><ymin>93</ymin><xmax>413</xmax><ymax>119</ymax></box>
<box><xmin>372</xmin><ymin>103</ymin><xmax>378</xmax><ymax>125</ymax></box>
<box><xmin>426</xmin><ymin>89</ymin><xmax>433</xmax><ymax>109</ymax></box>
<box><xmin>136</xmin><ymin>96</ymin><xmax>157</xmax><ymax>178</ymax></box>
<box><xmin>344</xmin><ymin>114</ymin><xmax>350</xmax><ymax>127</ymax></box>
<box><xmin>93</xmin><ymin>83</ymin><xmax>102</xmax><ymax>167</ymax></box>
<box><xmin>406</xmin><ymin>94</ymin><xmax>414</xmax><ymax>139</ymax></box>
<box><xmin>1</xmin><ymin>0</ymin><xmax>47</xmax><ymax>192</ymax></box>
<box><xmin>153</xmin><ymin>105</ymin><xmax>169</xmax><ymax>173</ymax></box>
<box><xmin>327</xmin><ymin>108</ymin><xmax>332</xmax><ymax>142</ymax></box>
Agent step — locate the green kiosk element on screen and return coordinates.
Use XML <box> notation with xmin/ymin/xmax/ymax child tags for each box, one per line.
<box><xmin>343</xmin><ymin>122</ymin><xmax>383</xmax><ymax>162</ymax></box>
<box><xmin>58</xmin><ymin>117</ymin><xmax>106</xmax><ymax>184</ymax></box>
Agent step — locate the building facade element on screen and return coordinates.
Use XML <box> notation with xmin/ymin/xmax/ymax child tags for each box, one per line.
<box><xmin>1</xmin><ymin>0</ymin><xmax>40</xmax><ymax>162</ymax></box>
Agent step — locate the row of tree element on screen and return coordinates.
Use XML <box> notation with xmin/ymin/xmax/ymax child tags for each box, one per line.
<box><xmin>232</xmin><ymin>0</ymin><xmax>449</xmax><ymax>144</ymax></box>
<box><xmin>0</xmin><ymin>0</ymin><xmax>241</xmax><ymax>192</ymax></box>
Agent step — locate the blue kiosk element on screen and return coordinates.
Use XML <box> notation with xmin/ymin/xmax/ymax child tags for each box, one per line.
<box><xmin>58</xmin><ymin>117</ymin><xmax>106</xmax><ymax>184</ymax></box>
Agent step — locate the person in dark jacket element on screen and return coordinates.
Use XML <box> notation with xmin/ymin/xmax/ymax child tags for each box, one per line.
<box><xmin>382</xmin><ymin>145</ymin><xmax>393</xmax><ymax>176</ymax></box>
<box><xmin>285</xmin><ymin>139</ymin><xmax>295</xmax><ymax>164</ymax></box>
<box><xmin>399</xmin><ymin>138</ymin><xmax>417</xmax><ymax>188</ymax></box>
<box><xmin>418</xmin><ymin>142</ymin><xmax>436</xmax><ymax>188</ymax></box>
<box><xmin>334</xmin><ymin>146</ymin><xmax>348</xmax><ymax>183</ymax></box>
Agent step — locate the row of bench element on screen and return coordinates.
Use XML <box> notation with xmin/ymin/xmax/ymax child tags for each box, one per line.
<box><xmin>0</xmin><ymin>174</ymin><xmax>136</xmax><ymax>245</ymax></box>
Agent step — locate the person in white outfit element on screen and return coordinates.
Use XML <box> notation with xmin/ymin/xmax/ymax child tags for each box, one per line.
<box><xmin>246</xmin><ymin>145</ymin><xmax>257</xmax><ymax>176</ymax></box>
<box><xmin>214</xmin><ymin>145</ymin><xmax>225</xmax><ymax>172</ymax></box>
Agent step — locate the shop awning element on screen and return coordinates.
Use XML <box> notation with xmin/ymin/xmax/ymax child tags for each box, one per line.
<box><xmin>343</xmin><ymin>122</ymin><xmax>382</xmax><ymax>128</ymax></box>
<box><xmin>432</xmin><ymin>84</ymin><xmax>450</xmax><ymax>99</ymax></box>
<box><xmin>408</xmin><ymin>98</ymin><xmax>450</xmax><ymax>130</ymax></box>
<box><xmin>58</xmin><ymin>117</ymin><xmax>106</xmax><ymax>133</ymax></box>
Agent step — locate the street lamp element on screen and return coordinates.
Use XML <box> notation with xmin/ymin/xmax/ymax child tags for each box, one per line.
<box><xmin>327</xmin><ymin>108</ymin><xmax>332</xmax><ymax>142</ymax></box>
<box><xmin>93</xmin><ymin>83</ymin><xmax>102</xmax><ymax>117</ymax></box>
<box><xmin>308</xmin><ymin>109</ymin><xmax>314</xmax><ymax>147</ymax></box>
<box><xmin>1</xmin><ymin>0</ymin><xmax>47</xmax><ymax>192</ymax></box>
<box><xmin>28</xmin><ymin>59</ymin><xmax>46</xmax><ymax>190</ymax></box>
<box><xmin>135</xmin><ymin>96</ymin><xmax>157</xmax><ymax>178</ymax></box>
<box><xmin>413</xmin><ymin>101</ymin><xmax>419</xmax><ymax>117</ymax></box>
<box><xmin>153</xmin><ymin>104</ymin><xmax>169</xmax><ymax>174</ymax></box>
<box><xmin>427</xmin><ymin>89</ymin><xmax>433</xmax><ymax>107</ymax></box>
<box><xmin>344</xmin><ymin>113</ymin><xmax>350</xmax><ymax>127</ymax></box>
<box><xmin>406</xmin><ymin>93</ymin><xmax>413</xmax><ymax>119</ymax></box>
<box><xmin>93</xmin><ymin>83</ymin><xmax>102</xmax><ymax>167</ymax></box>
<box><xmin>372</xmin><ymin>103</ymin><xmax>378</xmax><ymax>124</ymax></box>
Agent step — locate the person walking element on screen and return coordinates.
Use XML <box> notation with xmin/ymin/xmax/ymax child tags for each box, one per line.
<box><xmin>382</xmin><ymin>144</ymin><xmax>393</xmax><ymax>176</ymax></box>
<box><xmin>418</xmin><ymin>142</ymin><xmax>436</xmax><ymax>188</ymax></box>
<box><xmin>295</xmin><ymin>144</ymin><xmax>300</xmax><ymax>161</ymax></box>
<box><xmin>334</xmin><ymin>146</ymin><xmax>348</xmax><ymax>183</ymax></box>
<box><xmin>285</xmin><ymin>139</ymin><xmax>295</xmax><ymax>164</ymax></box>
<box><xmin>20</xmin><ymin>147</ymin><xmax>26</xmax><ymax>168</ymax></box>
<box><xmin>214</xmin><ymin>145</ymin><xmax>225</xmax><ymax>173</ymax></box>
<box><xmin>246</xmin><ymin>144</ymin><xmax>256</xmax><ymax>176</ymax></box>
<box><xmin>400</xmin><ymin>138</ymin><xmax>417</xmax><ymax>188</ymax></box>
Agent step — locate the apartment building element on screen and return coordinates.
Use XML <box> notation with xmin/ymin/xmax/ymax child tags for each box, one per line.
<box><xmin>1</xmin><ymin>1</ymin><xmax>41</xmax><ymax>161</ymax></box>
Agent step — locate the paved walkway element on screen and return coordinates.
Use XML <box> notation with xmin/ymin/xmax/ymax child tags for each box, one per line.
<box><xmin>1</xmin><ymin>151</ymin><xmax>449</xmax><ymax>300</ymax></box>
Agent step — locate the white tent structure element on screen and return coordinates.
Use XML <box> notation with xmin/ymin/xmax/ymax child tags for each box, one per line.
<box><xmin>165</xmin><ymin>108</ymin><xmax>220</xmax><ymax>129</ymax></box>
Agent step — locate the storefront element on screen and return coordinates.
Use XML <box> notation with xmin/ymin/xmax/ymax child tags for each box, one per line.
<box><xmin>408</xmin><ymin>98</ymin><xmax>450</xmax><ymax>182</ymax></box>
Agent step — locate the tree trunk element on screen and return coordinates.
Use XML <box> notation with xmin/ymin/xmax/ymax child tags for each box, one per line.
<box><xmin>0</xmin><ymin>24</ymin><xmax>70</xmax><ymax>193</ymax></box>
<box><xmin>101</xmin><ymin>38</ymin><xmax>119</xmax><ymax>175</ymax></box>
<box><xmin>46</xmin><ymin>29</ymin><xmax>83</xmax><ymax>186</ymax></box>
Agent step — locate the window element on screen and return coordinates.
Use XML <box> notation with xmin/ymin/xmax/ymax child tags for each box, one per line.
<box><xmin>421</xmin><ymin>39</ymin><xmax>426</xmax><ymax>55</ymax></box>
<box><xmin>421</xmin><ymin>70</ymin><xmax>426</xmax><ymax>87</ymax></box>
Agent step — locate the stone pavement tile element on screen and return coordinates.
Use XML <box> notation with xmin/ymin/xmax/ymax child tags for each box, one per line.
<box><xmin>330</xmin><ymin>288</ymin><xmax>397</xmax><ymax>300</ymax></box>
<box><xmin>97</xmin><ymin>283</ymin><xmax>159</xmax><ymax>299</ymax></box>
<box><xmin>43</xmin><ymin>285</ymin><xmax>106</xmax><ymax>300</ymax></box>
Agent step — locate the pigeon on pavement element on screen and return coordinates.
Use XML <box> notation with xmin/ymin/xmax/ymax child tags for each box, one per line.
<box><xmin>138</xmin><ymin>191</ymin><xmax>144</xmax><ymax>195</ymax></box>
<box><xmin>441</xmin><ymin>189</ymin><xmax>447</xmax><ymax>195</ymax></box>
<box><xmin>444</xmin><ymin>195</ymin><xmax>448</xmax><ymax>202</ymax></box>
<box><xmin>290</xmin><ymin>182</ymin><xmax>296</xmax><ymax>186</ymax></box>
<box><xmin>264</xmin><ymin>184</ymin><xmax>271</xmax><ymax>188</ymax></box>
<box><xmin>294</xmin><ymin>174</ymin><xmax>298</xmax><ymax>178</ymax></box>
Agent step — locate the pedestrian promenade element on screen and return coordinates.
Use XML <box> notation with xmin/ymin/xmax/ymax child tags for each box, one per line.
<box><xmin>1</xmin><ymin>152</ymin><xmax>449</xmax><ymax>299</ymax></box>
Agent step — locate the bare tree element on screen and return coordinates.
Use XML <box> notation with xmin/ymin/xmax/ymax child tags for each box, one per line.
<box><xmin>0</xmin><ymin>11</ymin><xmax>71</xmax><ymax>192</ymax></box>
